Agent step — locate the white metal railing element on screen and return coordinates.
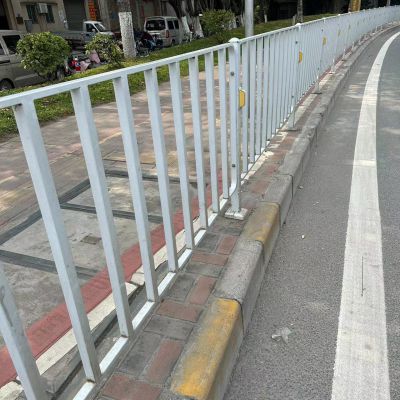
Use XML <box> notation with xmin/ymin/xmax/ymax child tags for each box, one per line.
<box><xmin>0</xmin><ymin>7</ymin><xmax>399</xmax><ymax>399</ymax></box>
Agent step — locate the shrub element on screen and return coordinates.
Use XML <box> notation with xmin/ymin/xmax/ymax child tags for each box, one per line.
<box><xmin>85</xmin><ymin>34</ymin><xmax>124</xmax><ymax>67</ymax></box>
<box><xmin>201</xmin><ymin>9</ymin><xmax>235</xmax><ymax>43</ymax></box>
<box><xmin>16</xmin><ymin>32</ymin><xmax>70</xmax><ymax>80</ymax></box>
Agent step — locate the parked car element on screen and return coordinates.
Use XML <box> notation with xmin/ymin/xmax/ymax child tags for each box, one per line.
<box><xmin>0</xmin><ymin>30</ymin><xmax>43</xmax><ymax>90</ymax></box>
<box><xmin>144</xmin><ymin>16</ymin><xmax>182</xmax><ymax>47</ymax></box>
<box><xmin>54</xmin><ymin>20</ymin><xmax>114</xmax><ymax>49</ymax></box>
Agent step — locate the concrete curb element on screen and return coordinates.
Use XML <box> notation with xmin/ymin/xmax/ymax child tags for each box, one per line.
<box><xmin>167</xmin><ymin>25</ymin><xmax>398</xmax><ymax>400</ymax></box>
<box><xmin>171</xmin><ymin>299</ymin><xmax>243</xmax><ymax>400</ymax></box>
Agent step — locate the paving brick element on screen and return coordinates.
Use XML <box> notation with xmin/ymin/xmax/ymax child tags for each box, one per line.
<box><xmin>255</xmin><ymin>162</ymin><xmax>280</xmax><ymax>177</ymax></box>
<box><xmin>186</xmin><ymin>261</ymin><xmax>223</xmax><ymax>277</ymax></box>
<box><xmin>196</xmin><ymin>232</ymin><xmax>220</xmax><ymax>252</ymax></box>
<box><xmin>157</xmin><ymin>300</ymin><xmax>202</xmax><ymax>322</ymax></box>
<box><xmin>158</xmin><ymin>390</ymin><xmax>191</xmax><ymax>400</ymax></box>
<box><xmin>209</xmin><ymin>216</ymin><xmax>245</xmax><ymax>236</ymax></box>
<box><xmin>118</xmin><ymin>332</ymin><xmax>162</xmax><ymax>376</ymax></box>
<box><xmin>267</xmin><ymin>150</ymin><xmax>286</xmax><ymax>163</ymax></box>
<box><xmin>101</xmin><ymin>374</ymin><xmax>161</xmax><ymax>400</ymax></box>
<box><xmin>216</xmin><ymin>235</ymin><xmax>237</xmax><ymax>255</ymax></box>
<box><xmin>191</xmin><ymin>251</ymin><xmax>228</xmax><ymax>266</ymax></box>
<box><xmin>167</xmin><ymin>274</ymin><xmax>196</xmax><ymax>301</ymax></box>
<box><xmin>188</xmin><ymin>276</ymin><xmax>217</xmax><ymax>305</ymax></box>
<box><xmin>144</xmin><ymin>339</ymin><xmax>184</xmax><ymax>384</ymax></box>
<box><xmin>145</xmin><ymin>315</ymin><xmax>194</xmax><ymax>340</ymax></box>
<box><xmin>248</xmin><ymin>178</ymin><xmax>271</xmax><ymax>195</ymax></box>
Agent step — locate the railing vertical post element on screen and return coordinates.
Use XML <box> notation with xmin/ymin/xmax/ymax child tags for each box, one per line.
<box><xmin>168</xmin><ymin>63</ymin><xmax>195</xmax><ymax>250</ymax></box>
<box><xmin>71</xmin><ymin>85</ymin><xmax>134</xmax><ymax>340</ymax></box>
<box><xmin>113</xmin><ymin>75</ymin><xmax>159</xmax><ymax>302</ymax></box>
<box><xmin>261</xmin><ymin>36</ymin><xmax>269</xmax><ymax>149</ymax></box>
<box><xmin>330</xmin><ymin>18</ymin><xmax>341</xmax><ymax>74</ymax></box>
<box><xmin>241</xmin><ymin>43</ymin><xmax>250</xmax><ymax>173</ymax></box>
<box><xmin>226</xmin><ymin>38</ymin><xmax>247</xmax><ymax>220</ymax></box>
<box><xmin>315</xmin><ymin>19</ymin><xmax>326</xmax><ymax>94</ymax></box>
<box><xmin>205</xmin><ymin>51</ymin><xmax>220</xmax><ymax>214</ymax></box>
<box><xmin>343</xmin><ymin>19</ymin><xmax>350</xmax><ymax>60</ymax></box>
<box><xmin>0</xmin><ymin>263</ymin><xmax>47</xmax><ymax>400</ymax></box>
<box><xmin>188</xmin><ymin>56</ymin><xmax>208</xmax><ymax>229</ymax></box>
<box><xmin>13</xmin><ymin>100</ymin><xmax>101</xmax><ymax>383</ymax></box>
<box><xmin>218</xmin><ymin>49</ymin><xmax>230</xmax><ymax>197</ymax></box>
<box><xmin>289</xmin><ymin>24</ymin><xmax>302</xmax><ymax>129</ymax></box>
<box><xmin>255</xmin><ymin>37</ymin><xmax>264</xmax><ymax>157</ymax></box>
<box><xmin>144</xmin><ymin>68</ymin><xmax>178</xmax><ymax>272</ymax></box>
<box><xmin>248</xmin><ymin>39</ymin><xmax>257</xmax><ymax>163</ymax></box>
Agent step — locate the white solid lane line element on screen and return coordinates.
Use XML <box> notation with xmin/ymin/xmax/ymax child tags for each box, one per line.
<box><xmin>331</xmin><ymin>32</ymin><xmax>400</xmax><ymax>400</ymax></box>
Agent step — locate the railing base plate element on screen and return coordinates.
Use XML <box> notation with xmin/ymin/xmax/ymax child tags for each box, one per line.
<box><xmin>225</xmin><ymin>207</ymin><xmax>249</xmax><ymax>221</ymax></box>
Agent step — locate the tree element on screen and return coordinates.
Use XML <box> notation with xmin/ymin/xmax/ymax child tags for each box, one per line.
<box><xmin>85</xmin><ymin>34</ymin><xmax>124</xmax><ymax>67</ymax></box>
<box><xmin>117</xmin><ymin>0</ymin><xmax>136</xmax><ymax>58</ymax></box>
<box><xmin>16</xmin><ymin>32</ymin><xmax>70</xmax><ymax>80</ymax></box>
<box><xmin>201</xmin><ymin>9</ymin><xmax>235</xmax><ymax>42</ymax></box>
<box><xmin>258</xmin><ymin>0</ymin><xmax>269</xmax><ymax>23</ymax></box>
<box><xmin>296</xmin><ymin>0</ymin><xmax>303</xmax><ymax>23</ymax></box>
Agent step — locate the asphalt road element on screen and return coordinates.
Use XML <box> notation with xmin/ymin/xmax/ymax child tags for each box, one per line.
<box><xmin>225</xmin><ymin>28</ymin><xmax>400</xmax><ymax>400</ymax></box>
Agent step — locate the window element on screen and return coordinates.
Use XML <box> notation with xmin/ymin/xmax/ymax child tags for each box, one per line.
<box><xmin>86</xmin><ymin>23</ymin><xmax>95</xmax><ymax>32</ymax></box>
<box><xmin>26</xmin><ymin>4</ymin><xmax>38</xmax><ymax>23</ymax></box>
<box><xmin>145</xmin><ymin>19</ymin><xmax>165</xmax><ymax>30</ymax></box>
<box><xmin>46</xmin><ymin>5</ymin><xmax>55</xmax><ymax>23</ymax></box>
<box><xmin>167</xmin><ymin>20</ymin><xmax>174</xmax><ymax>29</ymax></box>
<box><xmin>173</xmin><ymin>20</ymin><xmax>179</xmax><ymax>29</ymax></box>
<box><xmin>3</xmin><ymin>35</ymin><xmax>20</xmax><ymax>55</ymax></box>
<box><xmin>94</xmin><ymin>22</ymin><xmax>107</xmax><ymax>32</ymax></box>
<box><xmin>0</xmin><ymin>43</ymin><xmax>4</xmax><ymax>56</ymax></box>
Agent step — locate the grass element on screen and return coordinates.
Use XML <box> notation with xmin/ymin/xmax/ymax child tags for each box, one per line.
<box><xmin>0</xmin><ymin>14</ymin><xmax>333</xmax><ymax>136</ymax></box>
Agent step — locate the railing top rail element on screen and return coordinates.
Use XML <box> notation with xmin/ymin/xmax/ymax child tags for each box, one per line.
<box><xmin>0</xmin><ymin>42</ymin><xmax>231</xmax><ymax>109</ymax></box>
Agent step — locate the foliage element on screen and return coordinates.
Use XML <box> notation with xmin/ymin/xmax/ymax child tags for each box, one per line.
<box><xmin>85</xmin><ymin>34</ymin><xmax>124</xmax><ymax>67</ymax></box>
<box><xmin>16</xmin><ymin>32</ymin><xmax>70</xmax><ymax>80</ymax></box>
<box><xmin>201</xmin><ymin>9</ymin><xmax>235</xmax><ymax>43</ymax></box>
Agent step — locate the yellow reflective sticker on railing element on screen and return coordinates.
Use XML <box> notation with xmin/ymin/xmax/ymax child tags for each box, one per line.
<box><xmin>323</xmin><ymin>37</ymin><xmax>327</xmax><ymax>45</ymax></box>
<box><xmin>239</xmin><ymin>89</ymin><xmax>246</xmax><ymax>108</ymax></box>
<box><xmin>298</xmin><ymin>51</ymin><xmax>303</xmax><ymax>63</ymax></box>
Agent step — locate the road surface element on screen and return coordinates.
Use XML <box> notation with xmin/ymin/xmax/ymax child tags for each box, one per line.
<box><xmin>225</xmin><ymin>28</ymin><xmax>400</xmax><ymax>400</ymax></box>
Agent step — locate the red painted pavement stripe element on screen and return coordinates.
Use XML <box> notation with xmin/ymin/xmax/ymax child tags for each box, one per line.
<box><xmin>0</xmin><ymin>178</ymin><xmax>219</xmax><ymax>388</ymax></box>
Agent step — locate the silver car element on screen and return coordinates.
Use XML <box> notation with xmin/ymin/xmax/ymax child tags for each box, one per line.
<box><xmin>0</xmin><ymin>30</ymin><xmax>43</xmax><ymax>91</ymax></box>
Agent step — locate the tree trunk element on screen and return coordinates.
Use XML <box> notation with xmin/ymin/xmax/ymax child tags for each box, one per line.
<box><xmin>191</xmin><ymin>0</ymin><xmax>204</xmax><ymax>37</ymax></box>
<box><xmin>117</xmin><ymin>0</ymin><xmax>136</xmax><ymax>58</ymax></box>
<box><xmin>296</xmin><ymin>0</ymin><xmax>303</xmax><ymax>23</ymax></box>
<box><xmin>259</xmin><ymin>0</ymin><xmax>268</xmax><ymax>23</ymax></box>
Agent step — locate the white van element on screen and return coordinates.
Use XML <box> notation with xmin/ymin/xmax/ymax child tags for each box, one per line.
<box><xmin>144</xmin><ymin>16</ymin><xmax>182</xmax><ymax>47</ymax></box>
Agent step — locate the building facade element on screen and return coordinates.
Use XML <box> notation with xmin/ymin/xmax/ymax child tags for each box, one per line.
<box><xmin>0</xmin><ymin>0</ymin><xmax>177</xmax><ymax>33</ymax></box>
<box><xmin>0</xmin><ymin>0</ymin><xmax>67</xmax><ymax>31</ymax></box>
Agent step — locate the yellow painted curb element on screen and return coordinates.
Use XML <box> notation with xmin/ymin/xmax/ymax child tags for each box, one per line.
<box><xmin>242</xmin><ymin>202</ymin><xmax>279</xmax><ymax>255</ymax></box>
<box><xmin>171</xmin><ymin>298</ymin><xmax>243</xmax><ymax>400</ymax></box>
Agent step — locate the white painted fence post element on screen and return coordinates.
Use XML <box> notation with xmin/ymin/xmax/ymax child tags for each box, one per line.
<box><xmin>226</xmin><ymin>38</ymin><xmax>248</xmax><ymax>220</ymax></box>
